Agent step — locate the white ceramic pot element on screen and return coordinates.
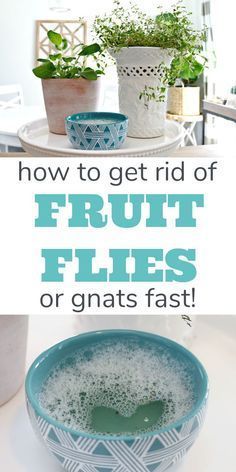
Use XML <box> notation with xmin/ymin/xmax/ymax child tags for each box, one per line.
<box><xmin>111</xmin><ymin>47</ymin><xmax>173</xmax><ymax>138</ymax></box>
<box><xmin>0</xmin><ymin>316</ymin><xmax>28</xmax><ymax>406</ymax></box>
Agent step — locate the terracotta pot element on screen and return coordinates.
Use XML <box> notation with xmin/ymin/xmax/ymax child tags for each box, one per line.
<box><xmin>0</xmin><ymin>316</ymin><xmax>28</xmax><ymax>406</ymax></box>
<box><xmin>42</xmin><ymin>78</ymin><xmax>101</xmax><ymax>135</ymax></box>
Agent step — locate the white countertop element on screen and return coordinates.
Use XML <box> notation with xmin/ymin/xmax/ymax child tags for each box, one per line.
<box><xmin>0</xmin><ymin>315</ymin><xmax>235</xmax><ymax>471</ymax></box>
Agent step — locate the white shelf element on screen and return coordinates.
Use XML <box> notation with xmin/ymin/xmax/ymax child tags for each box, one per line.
<box><xmin>0</xmin><ymin>315</ymin><xmax>235</xmax><ymax>471</ymax></box>
<box><xmin>203</xmin><ymin>100</ymin><xmax>236</xmax><ymax>121</ymax></box>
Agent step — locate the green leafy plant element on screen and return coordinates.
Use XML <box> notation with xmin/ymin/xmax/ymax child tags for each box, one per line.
<box><xmin>94</xmin><ymin>0</ymin><xmax>206</xmax><ymax>52</ymax></box>
<box><xmin>139</xmin><ymin>84</ymin><xmax>167</xmax><ymax>106</ymax></box>
<box><xmin>93</xmin><ymin>0</ymin><xmax>207</xmax><ymax>102</ymax></box>
<box><xmin>33</xmin><ymin>30</ymin><xmax>106</xmax><ymax>80</ymax></box>
<box><xmin>167</xmin><ymin>56</ymin><xmax>205</xmax><ymax>86</ymax></box>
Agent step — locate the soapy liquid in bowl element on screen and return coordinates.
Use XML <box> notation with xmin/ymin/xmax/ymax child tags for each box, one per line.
<box><xmin>39</xmin><ymin>338</ymin><xmax>195</xmax><ymax>436</ymax></box>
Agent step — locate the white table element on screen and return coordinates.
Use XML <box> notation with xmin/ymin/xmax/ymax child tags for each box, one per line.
<box><xmin>167</xmin><ymin>113</ymin><xmax>203</xmax><ymax>146</ymax></box>
<box><xmin>0</xmin><ymin>105</ymin><xmax>45</xmax><ymax>150</ymax></box>
<box><xmin>0</xmin><ymin>315</ymin><xmax>236</xmax><ymax>472</ymax></box>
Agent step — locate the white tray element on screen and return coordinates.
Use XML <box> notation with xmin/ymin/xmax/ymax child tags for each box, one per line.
<box><xmin>18</xmin><ymin>118</ymin><xmax>182</xmax><ymax>157</ymax></box>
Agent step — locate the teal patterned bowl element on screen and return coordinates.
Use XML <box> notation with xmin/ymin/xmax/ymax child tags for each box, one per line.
<box><xmin>26</xmin><ymin>330</ymin><xmax>208</xmax><ymax>472</ymax></box>
<box><xmin>65</xmin><ymin>112</ymin><xmax>129</xmax><ymax>150</ymax></box>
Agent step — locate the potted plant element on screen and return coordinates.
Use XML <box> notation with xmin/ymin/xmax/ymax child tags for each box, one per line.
<box><xmin>167</xmin><ymin>54</ymin><xmax>206</xmax><ymax>116</ymax></box>
<box><xmin>94</xmin><ymin>0</ymin><xmax>206</xmax><ymax>138</ymax></box>
<box><xmin>33</xmin><ymin>30</ymin><xmax>106</xmax><ymax>134</ymax></box>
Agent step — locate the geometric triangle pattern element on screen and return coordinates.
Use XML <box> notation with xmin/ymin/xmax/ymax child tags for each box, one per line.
<box><xmin>27</xmin><ymin>398</ymin><xmax>207</xmax><ymax>472</ymax></box>
<box><xmin>66</xmin><ymin>120</ymin><xmax>128</xmax><ymax>151</ymax></box>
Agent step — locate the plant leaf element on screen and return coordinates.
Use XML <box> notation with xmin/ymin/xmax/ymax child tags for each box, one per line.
<box><xmin>63</xmin><ymin>56</ymin><xmax>75</xmax><ymax>63</ymax></box>
<box><xmin>57</xmin><ymin>38</ymin><xmax>68</xmax><ymax>51</ymax></box>
<box><xmin>80</xmin><ymin>69</ymin><xmax>98</xmax><ymax>80</ymax></box>
<box><xmin>156</xmin><ymin>12</ymin><xmax>175</xmax><ymax>24</ymax></box>
<box><xmin>180</xmin><ymin>59</ymin><xmax>204</xmax><ymax>81</ymax></box>
<box><xmin>68</xmin><ymin>67</ymin><xmax>79</xmax><ymax>78</ymax></box>
<box><xmin>47</xmin><ymin>30</ymin><xmax>62</xmax><ymax>47</ymax></box>
<box><xmin>37</xmin><ymin>58</ymin><xmax>50</xmax><ymax>63</ymax></box>
<box><xmin>49</xmin><ymin>53</ymin><xmax>62</xmax><ymax>61</ymax></box>
<box><xmin>79</xmin><ymin>43</ymin><xmax>101</xmax><ymax>56</ymax></box>
<box><xmin>32</xmin><ymin>61</ymin><xmax>56</xmax><ymax>79</ymax></box>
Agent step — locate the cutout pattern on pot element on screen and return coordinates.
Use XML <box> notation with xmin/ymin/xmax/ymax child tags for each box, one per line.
<box><xmin>117</xmin><ymin>65</ymin><xmax>164</xmax><ymax>78</ymax></box>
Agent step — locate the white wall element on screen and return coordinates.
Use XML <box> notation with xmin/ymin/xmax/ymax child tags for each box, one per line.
<box><xmin>1</xmin><ymin>0</ymin><xmax>49</xmax><ymax>105</ymax></box>
<box><xmin>0</xmin><ymin>0</ymin><xmax>201</xmax><ymax>105</ymax></box>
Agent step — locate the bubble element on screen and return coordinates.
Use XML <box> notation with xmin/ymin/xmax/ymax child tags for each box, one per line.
<box><xmin>39</xmin><ymin>338</ymin><xmax>195</xmax><ymax>435</ymax></box>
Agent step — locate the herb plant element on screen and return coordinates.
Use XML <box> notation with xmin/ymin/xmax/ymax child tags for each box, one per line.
<box><xmin>33</xmin><ymin>30</ymin><xmax>106</xmax><ymax>80</ymax></box>
<box><xmin>94</xmin><ymin>0</ymin><xmax>206</xmax><ymax>53</ymax></box>
<box><xmin>167</xmin><ymin>55</ymin><xmax>206</xmax><ymax>86</ymax></box>
<box><xmin>139</xmin><ymin>84</ymin><xmax>167</xmax><ymax>106</ymax></box>
<box><xmin>94</xmin><ymin>0</ymin><xmax>206</xmax><ymax>103</ymax></box>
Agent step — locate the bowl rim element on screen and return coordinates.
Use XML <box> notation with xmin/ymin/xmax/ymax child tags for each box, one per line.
<box><xmin>25</xmin><ymin>329</ymin><xmax>209</xmax><ymax>442</ymax></box>
<box><xmin>65</xmin><ymin>111</ymin><xmax>129</xmax><ymax>126</ymax></box>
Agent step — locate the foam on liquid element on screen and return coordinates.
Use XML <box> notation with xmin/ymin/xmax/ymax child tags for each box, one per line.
<box><xmin>39</xmin><ymin>338</ymin><xmax>195</xmax><ymax>435</ymax></box>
